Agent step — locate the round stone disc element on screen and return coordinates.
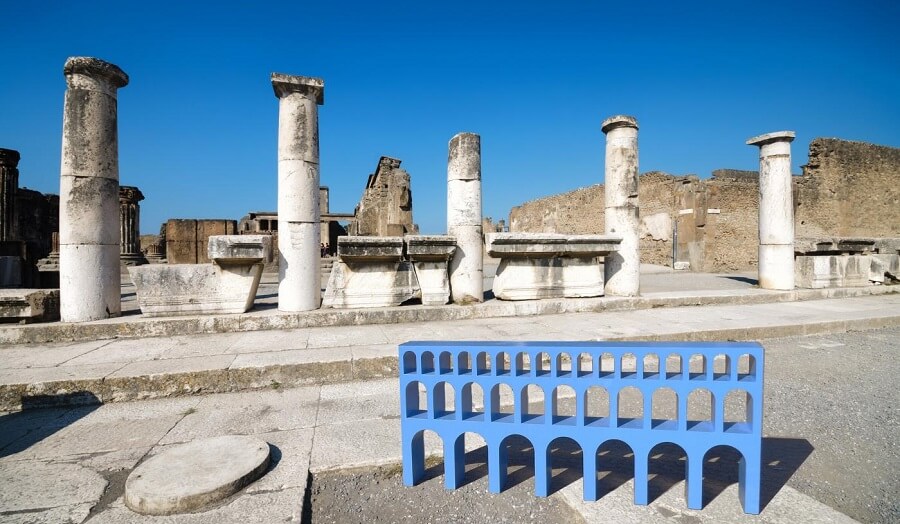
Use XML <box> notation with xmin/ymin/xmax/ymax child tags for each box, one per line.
<box><xmin>125</xmin><ymin>435</ymin><xmax>270</xmax><ymax>515</ymax></box>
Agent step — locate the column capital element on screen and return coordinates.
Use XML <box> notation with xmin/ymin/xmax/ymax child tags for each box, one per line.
<box><xmin>271</xmin><ymin>73</ymin><xmax>324</xmax><ymax>104</ymax></box>
<box><xmin>119</xmin><ymin>185</ymin><xmax>145</xmax><ymax>203</ymax></box>
<box><xmin>746</xmin><ymin>130</ymin><xmax>795</xmax><ymax>147</ymax></box>
<box><xmin>0</xmin><ymin>148</ymin><xmax>20</xmax><ymax>168</ymax></box>
<box><xmin>601</xmin><ymin>115</ymin><xmax>639</xmax><ymax>134</ymax></box>
<box><xmin>64</xmin><ymin>57</ymin><xmax>129</xmax><ymax>88</ymax></box>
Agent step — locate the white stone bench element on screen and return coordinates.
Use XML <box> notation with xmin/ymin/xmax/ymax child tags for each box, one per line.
<box><xmin>486</xmin><ymin>233</ymin><xmax>621</xmax><ymax>300</ymax></box>
<box><xmin>129</xmin><ymin>235</ymin><xmax>271</xmax><ymax>317</ymax></box>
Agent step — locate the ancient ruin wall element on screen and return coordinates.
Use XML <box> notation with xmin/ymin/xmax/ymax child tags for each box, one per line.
<box><xmin>508</xmin><ymin>172</ymin><xmax>677</xmax><ymax>266</ymax></box>
<box><xmin>165</xmin><ymin>219</ymin><xmax>237</xmax><ymax>264</ymax></box>
<box><xmin>705</xmin><ymin>171</ymin><xmax>759</xmax><ymax>272</ymax></box>
<box><xmin>796</xmin><ymin>138</ymin><xmax>900</xmax><ymax>239</ymax></box>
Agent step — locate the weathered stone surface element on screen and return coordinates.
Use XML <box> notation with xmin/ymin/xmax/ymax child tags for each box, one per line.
<box><xmin>795</xmin><ymin>254</ymin><xmax>872</xmax><ymax>289</ymax></box>
<box><xmin>748</xmin><ymin>130</ymin><xmax>796</xmax><ymax>290</ymax></box>
<box><xmin>871</xmin><ymin>254</ymin><xmax>900</xmax><ymax>283</ymax></box>
<box><xmin>0</xmin><ymin>460</ymin><xmax>107</xmax><ymax>521</ymax></box>
<box><xmin>795</xmin><ymin>237</ymin><xmax>876</xmax><ymax>255</ymax></box>
<box><xmin>603</xmin><ymin>115</ymin><xmax>641</xmax><ymax>297</ymax></box>
<box><xmin>59</xmin><ymin>56</ymin><xmax>126</xmax><ymax>323</ymax></box>
<box><xmin>447</xmin><ymin>132</ymin><xmax>484</xmax><ymax>304</ymax></box>
<box><xmin>349</xmin><ymin>156</ymin><xmax>418</xmax><ymax>236</ymax></box>
<box><xmin>487</xmin><ymin>233</ymin><xmax>620</xmax><ymax>300</ymax></box>
<box><xmin>407</xmin><ymin>235</ymin><xmax>456</xmax><ymax>306</ymax></box>
<box><xmin>125</xmin><ymin>435</ymin><xmax>270</xmax><ymax>515</ymax></box>
<box><xmin>273</xmin><ymin>72</ymin><xmax>324</xmax><ymax>312</ymax></box>
<box><xmin>0</xmin><ymin>288</ymin><xmax>60</xmax><ymax>323</ymax></box>
<box><xmin>208</xmin><ymin>234</ymin><xmax>272</xmax><ymax>264</ymax></box>
<box><xmin>322</xmin><ymin>261</ymin><xmax>418</xmax><ymax>308</ymax></box>
<box><xmin>129</xmin><ymin>262</ymin><xmax>265</xmax><ymax>316</ymax></box>
<box><xmin>335</xmin><ymin>235</ymin><xmax>403</xmax><ymax>262</ymax></box>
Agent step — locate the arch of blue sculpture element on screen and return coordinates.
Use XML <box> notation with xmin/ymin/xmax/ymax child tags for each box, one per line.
<box><xmin>400</xmin><ymin>340</ymin><xmax>763</xmax><ymax>514</ymax></box>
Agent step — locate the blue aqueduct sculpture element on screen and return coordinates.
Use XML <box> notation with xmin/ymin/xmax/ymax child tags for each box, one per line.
<box><xmin>400</xmin><ymin>341</ymin><xmax>763</xmax><ymax>514</ymax></box>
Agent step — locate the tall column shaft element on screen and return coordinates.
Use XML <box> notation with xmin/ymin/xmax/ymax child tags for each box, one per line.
<box><xmin>602</xmin><ymin>115</ymin><xmax>640</xmax><ymax>297</ymax></box>
<box><xmin>0</xmin><ymin>148</ymin><xmax>20</xmax><ymax>242</ymax></box>
<box><xmin>447</xmin><ymin>132</ymin><xmax>484</xmax><ymax>304</ymax></box>
<box><xmin>747</xmin><ymin>131</ymin><xmax>795</xmax><ymax>290</ymax></box>
<box><xmin>272</xmin><ymin>73</ymin><xmax>324</xmax><ymax>312</ymax></box>
<box><xmin>59</xmin><ymin>57</ymin><xmax>128</xmax><ymax>322</ymax></box>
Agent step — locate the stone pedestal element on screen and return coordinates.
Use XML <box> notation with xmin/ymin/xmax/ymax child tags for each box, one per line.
<box><xmin>486</xmin><ymin>233</ymin><xmax>621</xmax><ymax>300</ymax></box>
<box><xmin>447</xmin><ymin>133</ymin><xmax>484</xmax><ymax>304</ymax></box>
<box><xmin>322</xmin><ymin>236</ymin><xmax>418</xmax><ymax>308</ymax></box>
<box><xmin>119</xmin><ymin>186</ymin><xmax>147</xmax><ymax>265</ymax></box>
<box><xmin>407</xmin><ymin>235</ymin><xmax>456</xmax><ymax>306</ymax></box>
<box><xmin>0</xmin><ymin>148</ymin><xmax>20</xmax><ymax>242</ymax></box>
<box><xmin>747</xmin><ymin>131</ymin><xmax>795</xmax><ymax>290</ymax></box>
<box><xmin>129</xmin><ymin>235</ymin><xmax>271</xmax><ymax>317</ymax></box>
<box><xmin>272</xmin><ymin>73</ymin><xmax>324</xmax><ymax>312</ymax></box>
<box><xmin>602</xmin><ymin>115</ymin><xmax>640</xmax><ymax>297</ymax></box>
<box><xmin>59</xmin><ymin>57</ymin><xmax>128</xmax><ymax>322</ymax></box>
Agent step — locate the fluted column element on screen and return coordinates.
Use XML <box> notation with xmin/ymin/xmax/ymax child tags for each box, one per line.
<box><xmin>59</xmin><ymin>57</ymin><xmax>128</xmax><ymax>322</ymax></box>
<box><xmin>602</xmin><ymin>115</ymin><xmax>640</xmax><ymax>297</ymax></box>
<box><xmin>272</xmin><ymin>73</ymin><xmax>324</xmax><ymax>311</ymax></box>
<box><xmin>0</xmin><ymin>148</ymin><xmax>20</xmax><ymax>242</ymax></box>
<box><xmin>119</xmin><ymin>186</ymin><xmax>147</xmax><ymax>265</ymax></box>
<box><xmin>447</xmin><ymin>132</ymin><xmax>483</xmax><ymax>304</ymax></box>
<box><xmin>747</xmin><ymin>131</ymin><xmax>795</xmax><ymax>290</ymax></box>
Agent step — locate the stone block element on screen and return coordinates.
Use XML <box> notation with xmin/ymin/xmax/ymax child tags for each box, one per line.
<box><xmin>794</xmin><ymin>237</ymin><xmax>876</xmax><ymax>255</ymax></box>
<box><xmin>207</xmin><ymin>235</ymin><xmax>272</xmax><ymax>264</ymax></box>
<box><xmin>336</xmin><ymin>236</ymin><xmax>403</xmax><ymax>262</ymax></box>
<box><xmin>0</xmin><ymin>289</ymin><xmax>60</xmax><ymax>323</ymax></box>
<box><xmin>795</xmin><ymin>254</ymin><xmax>872</xmax><ymax>289</ymax></box>
<box><xmin>486</xmin><ymin>233</ymin><xmax>619</xmax><ymax>301</ymax></box>
<box><xmin>407</xmin><ymin>236</ymin><xmax>456</xmax><ymax>306</ymax></box>
<box><xmin>406</xmin><ymin>235</ymin><xmax>456</xmax><ymax>262</ymax></box>
<box><xmin>129</xmin><ymin>263</ymin><xmax>264</xmax><ymax>317</ymax></box>
<box><xmin>322</xmin><ymin>260</ymin><xmax>418</xmax><ymax>308</ymax></box>
<box><xmin>492</xmin><ymin>257</ymin><xmax>605</xmax><ymax>300</ymax></box>
<box><xmin>872</xmin><ymin>254</ymin><xmax>900</xmax><ymax>283</ymax></box>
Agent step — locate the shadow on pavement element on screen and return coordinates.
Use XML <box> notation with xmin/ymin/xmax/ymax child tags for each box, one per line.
<box><xmin>0</xmin><ymin>392</ymin><xmax>100</xmax><ymax>459</ymax></box>
<box><xmin>420</xmin><ymin>435</ymin><xmax>812</xmax><ymax>512</ymax></box>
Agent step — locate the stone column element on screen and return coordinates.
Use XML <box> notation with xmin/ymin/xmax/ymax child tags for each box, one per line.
<box><xmin>0</xmin><ymin>148</ymin><xmax>20</xmax><ymax>242</ymax></box>
<box><xmin>119</xmin><ymin>186</ymin><xmax>147</xmax><ymax>265</ymax></box>
<box><xmin>447</xmin><ymin>132</ymin><xmax>484</xmax><ymax>304</ymax></box>
<box><xmin>601</xmin><ymin>115</ymin><xmax>640</xmax><ymax>296</ymax></box>
<box><xmin>272</xmin><ymin>73</ymin><xmax>324</xmax><ymax>311</ymax></box>
<box><xmin>747</xmin><ymin>131</ymin><xmax>795</xmax><ymax>290</ymax></box>
<box><xmin>59</xmin><ymin>57</ymin><xmax>128</xmax><ymax>322</ymax></box>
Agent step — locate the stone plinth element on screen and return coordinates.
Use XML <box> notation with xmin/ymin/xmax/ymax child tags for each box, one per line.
<box><xmin>322</xmin><ymin>236</ymin><xmax>417</xmax><ymax>308</ymax></box>
<box><xmin>486</xmin><ymin>233</ymin><xmax>621</xmax><ymax>300</ymax></box>
<box><xmin>407</xmin><ymin>235</ymin><xmax>457</xmax><ymax>306</ymax></box>
<box><xmin>272</xmin><ymin>72</ymin><xmax>324</xmax><ymax>312</ymax></box>
<box><xmin>0</xmin><ymin>289</ymin><xmax>60</xmax><ymax>323</ymax></box>
<box><xmin>119</xmin><ymin>186</ymin><xmax>147</xmax><ymax>265</ymax></box>
<box><xmin>602</xmin><ymin>115</ymin><xmax>641</xmax><ymax>297</ymax></box>
<box><xmin>447</xmin><ymin>132</ymin><xmax>484</xmax><ymax>304</ymax></box>
<box><xmin>795</xmin><ymin>254</ymin><xmax>871</xmax><ymax>289</ymax></box>
<box><xmin>59</xmin><ymin>57</ymin><xmax>128</xmax><ymax>322</ymax></box>
<box><xmin>129</xmin><ymin>236</ymin><xmax>270</xmax><ymax>317</ymax></box>
<box><xmin>747</xmin><ymin>131</ymin><xmax>795</xmax><ymax>290</ymax></box>
<box><xmin>871</xmin><ymin>254</ymin><xmax>900</xmax><ymax>284</ymax></box>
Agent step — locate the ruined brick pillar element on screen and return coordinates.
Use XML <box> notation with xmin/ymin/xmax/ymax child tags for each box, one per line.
<box><xmin>747</xmin><ymin>131</ymin><xmax>795</xmax><ymax>290</ymax></box>
<box><xmin>59</xmin><ymin>57</ymin><xmax>128</xmax><ymax>322</ymax></box>
<box><xmin>447</xmin><ymin>132</ymin><xmax>484</xmax><ymax>304</ymax></box>
<box><xmin>0</xmin><ymin>148</ymin><xmax>20</xmax><ymax>242</ymax></box>
<box><xmin>602</xmin><ymin>115</ymin><xmax>640</xmax><ymax>296</ymax></box>
<box><xmin>119</xmin><ymin>186</ymin><xmax>147</xmax><ymax>265</ymax></box>
<box><xmin>272</xmin><ymin>73</ymin><xmax>324</xmax><ymax>311</ymax></box>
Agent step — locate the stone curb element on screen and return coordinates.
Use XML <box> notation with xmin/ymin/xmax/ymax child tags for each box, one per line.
<box><xmin>1</xmin><ymin>285</ymin><xmax>897</xmax><ymax>346</ymax></box>
<box><xmin>3</xmin><ymin>313</ymin><xmax>899</xmax><ymax>412</ymax></box>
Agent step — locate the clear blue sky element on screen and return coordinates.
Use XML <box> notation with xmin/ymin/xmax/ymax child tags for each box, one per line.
<box><xmin>2</xmin><ymin>1</ymin><xmax>898</xmax><ymax>235</ymax></box>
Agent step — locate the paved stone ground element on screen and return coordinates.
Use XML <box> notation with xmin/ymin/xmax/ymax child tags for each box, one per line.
<box><xmin>1</xmin><ymin>326</ymin><xmax>897</xmax><ymax>523</ymax></box>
